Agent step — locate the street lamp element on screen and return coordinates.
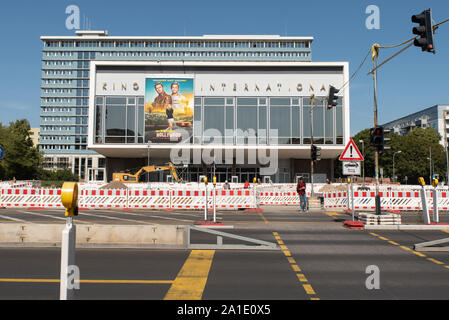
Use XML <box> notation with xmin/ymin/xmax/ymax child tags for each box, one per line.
<box><xmin>393</xmin><ymin>151</ymin><xmax>402</xmax><ymax>183</ymax></box>
<box><xmin>359</xmin><ymin>140</ymin><xmax>365</xmax><ymax>185</ymax></box>
<box><xmin>427</xmin><ymin>156</ymin><xmax>433</xmax><ymax>185</ymax></box>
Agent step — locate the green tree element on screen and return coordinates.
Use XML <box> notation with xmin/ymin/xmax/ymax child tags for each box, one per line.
<box><xmin>0</xmin><ymin>119</ymin><xmax>42</xmax><ymax>180</ymax></box>
<box><xmin>337</xmin><ymin>127</ymin><xmax>446</xmax><ymax>184</ymax></box>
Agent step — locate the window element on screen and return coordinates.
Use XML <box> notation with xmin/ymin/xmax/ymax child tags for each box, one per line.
<box><xmin>270</xmin><ymin>98</ymin><xmax>291</xmax><ymax>144</ymax></box>
<box><xmin>237</xmin><ymin>98</ymin><xmax>258</xmax><ymax>144</ymax></box>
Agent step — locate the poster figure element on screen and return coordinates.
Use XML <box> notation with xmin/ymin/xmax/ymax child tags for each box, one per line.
<box><xmin>145</xmin><ymin>77</ymin><xmax>194</xmax><ymax>143</ymax></box>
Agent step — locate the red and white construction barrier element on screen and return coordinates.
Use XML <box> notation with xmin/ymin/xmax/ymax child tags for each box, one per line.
<box><xmin>324</xmin><ymin>188</ymin><xmax>449</xmax><ymax>212</ymax></box>
<box><xmin>0</xmin><ymin>187</ymin><xmax>258</xmax><ymax>211</ymax></box>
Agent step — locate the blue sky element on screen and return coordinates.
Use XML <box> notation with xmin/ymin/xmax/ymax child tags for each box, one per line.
<box><xmin>0</xmin><ymin>0</ymin><xmax>448</xmax><ymax>135</ymax></box>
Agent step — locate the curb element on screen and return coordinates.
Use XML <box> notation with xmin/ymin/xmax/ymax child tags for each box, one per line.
<box><xmin>364</xmin><ymin>224</ymin><xmax>449</xmax><ymax>230</ymax></box>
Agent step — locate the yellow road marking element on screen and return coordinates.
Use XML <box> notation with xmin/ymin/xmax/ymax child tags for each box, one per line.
<box><xmin>370</xmin><ymin>233</ymin><xmax>379</xmax><ymax>237</ymax></box>
<box><xmin>412</xmin><ymin>251</ymin><xmax>427</xmax><ymax>258</ymax></box>
<box><xmin>400</xmin><ymin>246</ymin><xmax>412</xmax><ymax>251</ymax></box>
<box><xmin>445</xmin><ymin>266</ymin><xmax>449</xmax><ymax>270</ymax></box>
<box><xmin>0</xmin><ymin>278</ymin><xmax>173</xmax><ymax>284</ymax></box>
<box><xmin>388</xmin><ymin>241</ymin><xmax>400</xmax><ymax>246</ymax></box>
<box><xmin>325</xmin><ymin>212</ymin><xmax>341</xmax><ymax>217</ymax></box>
<box><xmin>273</xmin><ymin>232</ymin><xmax>318</xmax><ymax>298</ymax></box>
<box><xmin>303</xmin><ymin>284</ymin><xmax>316</xmax><ymax>295</ymax></box>
<box><xmin>427</xmin><ymin>258</ymin><xmax>444</xmax><ymax>265</ymax></box>
<box><xmin>164</xmin><ymin>250</ymin><xmax>215</xmax><ymax>300</ymax></box>
<box><xmin>291</xmin><ymin>265</ymin><xmax>302</xmax><ymax>272</ymax></box>
<box><xmin>378</xmin><ymin>236</ymin><xmax>389</xmax><ymax>241</ymax></box>
<box><xmin>296</xmin><ymin>274</ymin><xmax>308</xmax><ymax>282</ymax></box>
<box><xmin>283</xmin><ymin>250</ymin><xmax>292</xmax><ymax>257</ymax></box>
<box><xmin>258</xmin><ymin>212</ymin><xmax>269</xmax><ymax>224</ymax></box>
<box><xmin>442</xmin><ymin>230</ymin><xmax>449</xmax><ymax>234</ymax></box>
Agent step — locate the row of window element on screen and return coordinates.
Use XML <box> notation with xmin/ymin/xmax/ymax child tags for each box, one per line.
<box><xmin>42</xmin><ymin>115</ymin><xmax>88</xmax><ymax>121</ymax></box>
<box><xmin>42</xmin><ymin>88</ymin><xmax>73</xmax><ymax>94</ymax></box>
<box><xmin>41</xmin><ymin>98</ymin><xmax>89</xmax><ymax>106</ymax></box>
<box><xmin>42</xmin><ymin>89</ymin><xmax>89</xmax><ymax>96</ymax></box>
<box><xmin>43</xmin><ymin>79</ymin><xmax>72</xmax><ymax>84</ymax></box>
<box><xmin>41</xmin><ymin>144</ymin><xmax>87</xmax><ymax>150</ymax></box>
<box><xmin>42</xmin><ymin>107</ymin><xmax>88</xmax><ymax>113</ymax></box>
<box><xmin>41</xmin><ymin>126</ymin><xmax>88</xmax><ymax>133</ymax></box>
<box><xmin>42</xmin><ymin>107</ymin><xmax>71</xmax><ymax>112</ymax></box>
<box><xmin>41</xmin><ymin>136</ymin><xmax>77</xmax><ymax>141</ymax></box>
<box><xmin>43</xmin><ymin>61</ymin><xmax>91</xmax><ymax>68</ymax></box>
<box><xmin>43</xmin><ymin>70</ymin><xmax>90</xmax><ymax>78</ymax></box>
<box><xmin>43</xmin><ymin>70</ymin><xmax>73</xmax><ymax>75</ymax></box>
<box><xmin>96</xmin><ymin>51</ymin><xmax>310</xmax><ymax>58</ymax></box>
<box><xmin>42</xmin><ymin>79</ymin><xmax>90</xmax><ymax>87</ymax></box>
<box><xmin>46</xmin><ymin>40</ymin><xmax>310</xmax><ymax>49</ymax></box>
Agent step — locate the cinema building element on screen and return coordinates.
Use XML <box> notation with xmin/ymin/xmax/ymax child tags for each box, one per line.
<box><xmin>40</xmin><ymin>31</ymin><xmax>350</xmax><ymax>183</ymax></box>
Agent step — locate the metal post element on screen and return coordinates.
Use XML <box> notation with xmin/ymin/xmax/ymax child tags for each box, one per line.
<box><xmin>445</xmin><ymin>113</ymin><xmax>449</xmax><ymax>185</ymax></box>
<box><xmin>421</xmin><ymin>186</ymin><xmax>431</xmax><ymax>225</ymax></box>
<box><xmin>310</xmin><ymin>107</ymin><xmax>314</xmax><ymax>198</ymax></box>
<box><xmin>429</xmin><ymin>147</ymin><xmax>432</xmax><ymax>184</ymax></box>
<box><xmin>372</xmin><ymin>45</ymin><xmax>381</xmax><ymax>216</ymax></box>
<box><xmin>213</xmin><ymin>184</ymin><xmax>216</xmax><ymax>223</ymax></box>
<box><xmin>433</xmin><ymin>186</ymin><xmax>439</xmax><ymax>223</ymax></box>
<box><xmin>204</xmin><ymin>184</ymin><xmax>208</xmax><ymax>221</ymax></box>
<box><xmin>60</xmin><ymin>217</ymin><xmax>77</xmax><ymax>300</ymax></box>
<box><xmin>351</xmin><ymin>176</ymin><xmax>355</xmax><ymax>221</ymax></box>
<box><xmin>393</xmin><ymin>151</ymin><xmax>401</xmax><ymax>183</ymax></box>
<box><xmin>359</xmin><ymin>140</ymin><xmax>365</xmax><ymax>186</ymax></box>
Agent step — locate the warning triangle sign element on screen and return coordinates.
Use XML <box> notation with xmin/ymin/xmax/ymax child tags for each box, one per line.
<box><xmin>339</xmin><ymin>138</ymin><xmax>364</xmax><ymax>161</ymax></box>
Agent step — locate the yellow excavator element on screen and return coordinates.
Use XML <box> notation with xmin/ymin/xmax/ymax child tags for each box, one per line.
<box><xmin>112</xmin><ymin>162</ymin><xmax>182</xmax><ymax>183</ymax></box>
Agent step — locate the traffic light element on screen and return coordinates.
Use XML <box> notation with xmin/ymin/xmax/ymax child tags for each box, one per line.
<box><xmin>327</xmin><ymin>86</ymin><xmax>339</xmax><ymax>109</ymax></box>
<box><xmin>411</xmin><ymin>9</ymin><xmax>435</xmax><ymax>53</ymax></box>
<box><xmin>311</xmin><ymin>144</ymin><xmax>321</xmax><ymax>162</ymax></box>
<box><xmin>370</xmin><ymin>126</ymin><xmax>385</xmax><ymax>154</ymax></box>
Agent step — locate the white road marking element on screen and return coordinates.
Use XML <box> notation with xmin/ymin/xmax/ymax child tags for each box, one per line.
<box><xmin>77</xmin><ymin>211</ymin><xmax>153</xmax><ymax>224</ymax></box>
<box><xmin>0</xmin><ymin>214</ymin><xmax>32</xmax><ymax>223</ymax></box>
<box><xmin>94</xmin><ymin>210</ymin><xmax>193</xmax><ymax>222</ymax></box>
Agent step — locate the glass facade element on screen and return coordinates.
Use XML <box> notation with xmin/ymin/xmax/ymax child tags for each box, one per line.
<box><xmin>40</xmin><ymin>34</ymin><xmax>313</xmax><ymax>155</ymax></box>
<box><xmin>94</xmin><ymin>96</ymin><xmax>343</xmax><ymax>146</ymax></box>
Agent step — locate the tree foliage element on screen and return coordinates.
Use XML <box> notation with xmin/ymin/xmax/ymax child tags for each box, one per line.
<box><xmin>0</xmin><ymin>119</ymin><xmax>42</xmax><ymax>180</ymax></box>
<box><xmin>335</xmin><ymin>127</ymin><xmax>446</xmax><ymax>184</ymax></box>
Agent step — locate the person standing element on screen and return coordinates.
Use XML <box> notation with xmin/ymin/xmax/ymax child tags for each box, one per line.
<box><xmin>297</xmin><ymin>177</ymin><xmax>307</xmax><ymax>212</ymax></box>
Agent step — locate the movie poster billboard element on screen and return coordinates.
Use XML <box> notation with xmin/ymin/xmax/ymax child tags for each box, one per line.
<box><xmin>145</xmin><ymin>77</ymin><xmax>194</xmax><ymax>143</ymax></box>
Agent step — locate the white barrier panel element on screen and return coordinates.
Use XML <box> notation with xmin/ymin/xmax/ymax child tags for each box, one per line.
<box><xmin>0</xmin><ymin>188</ymin><xmax>62</xmax><ymax>208</ymax></box>
<box><xmin>324</xmin><ymin>189</ymin><xmax>449</xmax><ymax>212</ymax></box>
<box><xmin>79</xmin><ymin>189</ymin><xmax>128</xmax><ymax>209</ymax></box>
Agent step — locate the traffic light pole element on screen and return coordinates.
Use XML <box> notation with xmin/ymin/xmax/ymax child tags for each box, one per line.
<box><xmin>310</xmin><ymin>106</ymin><xmax>314</xmax><ymax>198</ymax></box>
<box><xmin>372</xmin><ymin>45</ymin><xmax>381</xmax><ymax>215</ymax></box>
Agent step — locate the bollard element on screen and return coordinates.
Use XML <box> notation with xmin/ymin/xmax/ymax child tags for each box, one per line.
<box><xmin>204</xmin><ymin>177</ymin><xmax>208</xmax><ymax>221</ymax></box>
<box><xmin>60</xmin><ymin>182</ymin><xmax>79</xmax><ymax>300</ymax></box>
<box><xmin>432</xmin><ymin>178</ymin><xmax>439</xmax><ymax>223</ymax></box>
<box><xmin>418</xmin><ymin>177</ymin><xmax>431</xmax><ymax>225</ymax></box>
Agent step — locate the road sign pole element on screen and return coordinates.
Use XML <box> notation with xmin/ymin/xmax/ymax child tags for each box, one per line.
<box><xmin>371</xmin><ymin>45</ymin><xmax>381</xmax><ymax>216</ymax></box>
<box><xmin>351</xmin><ymin>175</ymin><xmax>355</xmax><ymax>221</ymax></box>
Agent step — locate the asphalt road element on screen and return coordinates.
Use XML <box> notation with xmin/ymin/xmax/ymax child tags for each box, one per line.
<box><xmin>0</xmin><ymin>206</ymin><xmax>449</xmax><ymax>300</ymax></box>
